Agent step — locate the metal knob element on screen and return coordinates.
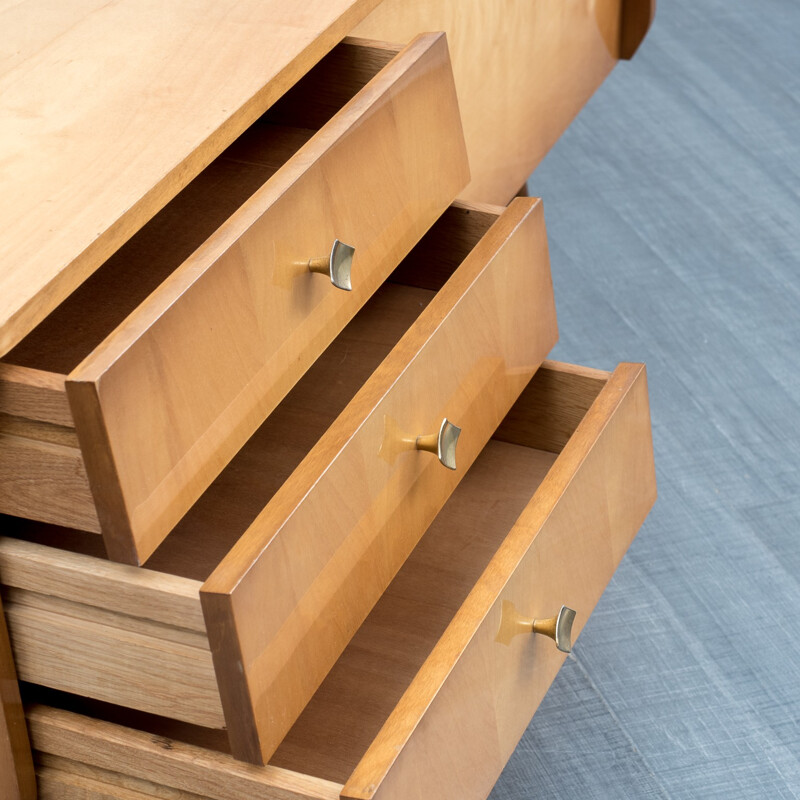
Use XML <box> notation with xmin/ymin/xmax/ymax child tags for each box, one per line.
<box><xmin>307</xmin><ymin>239</ymin><xmax>354</xmax><ymax>291</ymax></box>
<box><xmin>495</xmin><ymin>601</ymin><xmax>576</xmax><ymax>653</ymax></box>
<box><xmin>414</xmin><ymin>418</ymin><xmax>461</xmax><ymax>470</ymax></box>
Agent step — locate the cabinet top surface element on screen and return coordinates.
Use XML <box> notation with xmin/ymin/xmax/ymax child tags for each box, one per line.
<box><xmin>0</xmin><ymin>0</ymin><xmax>380</xmax><ymax>357</ymax></box>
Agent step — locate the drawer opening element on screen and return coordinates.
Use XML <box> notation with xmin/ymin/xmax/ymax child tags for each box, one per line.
<box><xmin>1</xmin><ymin>203</ymin><xmax>502</xmax><ymax>581</ymax></box>
<box><xmin>0</xmin><ymin>39</ymin><xmax>401</xmax><ymax>384</ymax></box>
<box><xmin>15</xmin><ymin>362</ymin><xmax>612</xmax><ymax>783</ymax></box>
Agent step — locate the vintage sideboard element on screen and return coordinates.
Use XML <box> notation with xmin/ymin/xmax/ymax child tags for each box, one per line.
<box><xmin>0</xmin><ymin>2</ymin><xmax>656</xmax><ymax>798</ymax></box>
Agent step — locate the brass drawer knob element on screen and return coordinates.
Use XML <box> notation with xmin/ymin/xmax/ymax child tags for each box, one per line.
<box><xmin>307</xmin><ymin>239</ymin><xmax>354</xmax><ymax>291</ymax></box>
<box><xmin>495</xmin><ymin>600</ymin><xmax>576</xmax><ymax>653</ymax></box>
<box><xmin>414</xmin><ymin>418</ymin><xmax>461</xmax><ymax>470</ymax></box>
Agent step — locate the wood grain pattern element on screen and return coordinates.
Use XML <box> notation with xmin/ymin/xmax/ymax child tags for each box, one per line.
<box><xmin>27</xmin><ymin>706</ymin><xmax>342</xmax><ymax>800</ymax></box>
<box><xmin>0</xmin><ymin>415</ymin><xmax>78</xmax><ymax>448</ymax></box>
<box><xmin>0</xmin><ymin>537</ymin><xmax>205</xmax><ymax>633</ymax></box>
<box><xmin>138</xmin><ymin>282</ymin><xmax>438</xmax><ymax>585</ymax></box>
<box><xmin>343</xmin><ymin>363</ymin><xmax>657</xmax><ymax>800</ymax></box>
<box><xmin>355</xmin><ymin>0</ymin><xmax>655</xmax><ymax>204</ymax></box>
<box><xmin>5</xmin><ymin>40</ymin><xmax>409</xmax><ymax>377</ymax></box>
<box><xmin>0</xmin><ymin>590</ymin><xmax>36</xmax><ymax>800</ymax></box>
<box><xmin>68</xmin><ymin>33</ymin><xmax>467</xmax><ymax>565</ymax></box>
<box><xmin>36</xmin><ymin>755</ymin><xmax>208</xmax><ymax>800</ymax></box>
<box><xmin>621</xmin><ymin>0</ymin><xmax>657</xmax><ymax>59</ymax></box>
<box><xmin>0</xmin><ymin>365</ymin><xmax>72</xmax><ymax>426</ymax></box>
<box><xmin>0</xmin><ymin>122</ymin><xmax>310</xmax><ymax>542</ymax></box>
<box><xmin>0</xmin><ymin>199</ymin><xmax>553</xmax><ymax>759</ymax></box>
<box><xmin>0</xmin><ymin>433</ymin><xmax>99</xmax><ymax>532</ymax></box>
<box><xmin>0</xmin><ymin>0</ymin><xmax>384</xmax><ymax>356</ymax></box>
<box><xmin>201</xmin><ymin>197</ymin><xmax>557</xmax><ymax>764</ymax></box>
<box><xmin>3</xmin><ymin>592</ymin><xmax>222</xmax><ymax>729</ymax></box>
<box><xmin>0</xmin><ymin>535</ymin><xmax>216</xmax><ymax>726</ymax></box>
<box><xmin>5</xmin><ymin>123</ymin><xmax>313</xmax><ymax>377</ymax></box>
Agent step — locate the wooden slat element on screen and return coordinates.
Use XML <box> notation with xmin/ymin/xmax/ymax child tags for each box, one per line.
<box><xmin>27</xmin><ymin>706</ymin><xmax>342</xmax><ymax>800</ymax></box>
<box><xmin>0</xmin><ymin>589</ymin><xmax>36</xmax><ymax>800</ymax></box>
<box><xmin>343</xmin><ymin>363</ymin><xmax>657</xmax><ymax>799</ymax></box>
<box><xmin>201</xmin><ymin>197</ymin><xmax>558</xmax><ymax>764</ymax></box>
<box><xmin>4</xmin><ymin>597</ymin><xmax>223</xmax><ymax>729</ymax></box>
<box><xmin>0</xmin><ymin>365</ymin><xmax>72</xmax><ymax>426</ymax></box>
<box><xmin>0</xmin><ymin>434</ymin><xmax>99</xmax><ymax>532</ymax></box>
<box><xmin>4</xmin><ymin>589</ymin><xmax>205</xmax><ymax>650</ymax></box>
<box><xmin>0</xmin><ymin>537</ymin><xmax>205</xmax><ymax>632</ymax></box>
<box><xmin>36</xmin><ymin>756</ymin><xmax>201</xmax><ymax>800</ymax></box>
<box><xmin>0</xmin><ymin>535</ymin><xmax>217</xmax><ymax>726</ymax></box>
<box><xmin>0</xmin><ymin>0</ymin><xmax>384</xmax><ymax>355</ymax></box>
<box><xmin>0</xmin><ymin>414</ymin><xmax>79</xmax><ymax>448</ymax></box>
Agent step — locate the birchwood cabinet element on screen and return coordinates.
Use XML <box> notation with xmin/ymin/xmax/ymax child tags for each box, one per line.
<box><xmin>0</xmin><ymin>2</ymin><xmax>655</xmax><ymax>798</ymax></box>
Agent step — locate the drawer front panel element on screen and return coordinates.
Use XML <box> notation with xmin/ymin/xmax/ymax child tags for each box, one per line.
<box><xmin>67</xmin><ymin>33</ymin><xmax>469</xmax><ymax>565</ymax></box>
<box><xmin>0</xmin><ymin>432</ymin><xmax>98</xmax><ymax>533</ymax></box>
<box><xmin>344</xmin><ymin>363</ymin><xmax>656</xmax><ymax>800</ymax></box>
<box><xmin>202</xmin><ymin>198</ymin><xmax>558</xmax><ymax>764</ymax></box>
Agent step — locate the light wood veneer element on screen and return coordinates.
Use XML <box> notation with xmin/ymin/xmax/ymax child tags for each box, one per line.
<box><xmin>0</xmin><ymin>197</ymin><xmax>557</xmax><ymax>766</ymax></box>
<box><xmin>0</xmin><ymin>35</ymin><xmax>469</xmax><ymax>566</ymax></box>
<box><xmin>0</xmin><ymin>0</ymin><xmax>385</xmax><ymax>357</ymax></box>
<box><xmin>18</xmin><ymin>358</ymin><xmax>656</xmax><ymax>800</ymax></box>
<box><xmin>355</xmin><ymin>0</ymin><xmax>656</xmax><ymax>204</ymax></box>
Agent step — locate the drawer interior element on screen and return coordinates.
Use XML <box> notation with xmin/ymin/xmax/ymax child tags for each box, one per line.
<box><xmin>1</xmin><ymin>39</ymin><xmax>401</xmax><ymax>380</ymax></box>
<box><xmin>2</xmin><ymin>203</ymin><xmax>502</xmax><ymax>580</ymax></box>
<box><xmin>16</xmin><ymin>361</ymin><xmax>610</xmax><ymax>782</ymax></box>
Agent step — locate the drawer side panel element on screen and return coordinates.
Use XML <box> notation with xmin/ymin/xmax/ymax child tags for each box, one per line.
<box><xmin>0</xmin><ymin>434</ymin><xmax>99</xmax><ymax>533</ymax></box>
<box><xmin>27</xmin><ymin>706</ymin><xmax>343</xmax><ymax>800</ymax></box>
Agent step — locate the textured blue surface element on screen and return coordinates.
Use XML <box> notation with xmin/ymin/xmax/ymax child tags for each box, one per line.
<box><xmin>490</xmin><ymin>1</ymin><xmax>800</xmax><ymax>797</ymax></box>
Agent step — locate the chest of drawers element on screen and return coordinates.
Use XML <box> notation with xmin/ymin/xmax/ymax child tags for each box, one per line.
<box><xmin>0</xmin><ymin>1</ymin><xmax>656</xmax><ymax>798</ymax></box>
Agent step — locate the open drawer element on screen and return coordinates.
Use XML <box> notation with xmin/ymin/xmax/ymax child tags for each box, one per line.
<box><xmin>0</xmin><ymin>197</ymin><xmax>557</xmax><ymax>765</ymax></box>
<box><xmin>0</xmin><ymin>33</ymin><xmax>469</xmax><ymax>565</ymax></box>
<box><xmin>20</xmin><ymin>359</ymin><xmax>656</xmax><ymax>800</ymax></box>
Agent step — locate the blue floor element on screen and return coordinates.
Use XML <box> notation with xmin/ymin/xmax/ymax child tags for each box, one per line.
<box><xmin>491</xmin><ymin>1</ymin><xmax>800</xmax><ymax>797</ymax></box>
